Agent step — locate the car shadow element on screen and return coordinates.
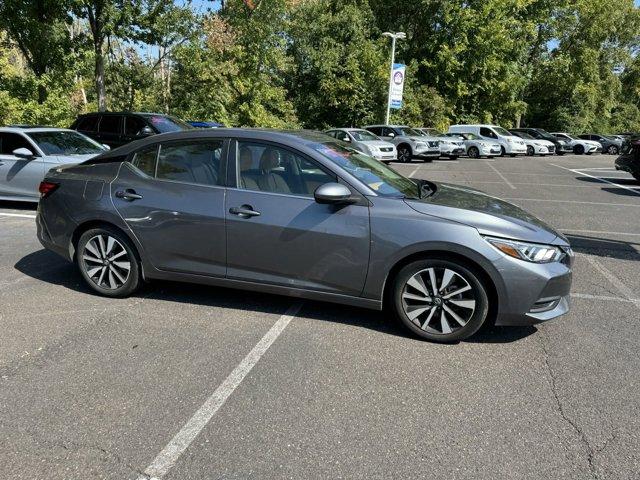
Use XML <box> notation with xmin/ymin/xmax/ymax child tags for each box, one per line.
<box><xmin>15</xmin><ymin>248</ymin><xmax>537</xmax><ymax>344</ymax></box>
<box><xmin>0</xmin><ymin>200</ymin><xmax>38</xmax><ymax>211</ymax></box>
<box><xmin>565</xmin><ymin>233</ymin><xmax>640</xmax><ymax>261</ymax></box>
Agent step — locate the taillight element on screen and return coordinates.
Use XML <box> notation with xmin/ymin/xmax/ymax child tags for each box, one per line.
<box><xmin>38</xmin><ymin>181</ymin><xmax>59</xmax><ymax>198</ymax></box>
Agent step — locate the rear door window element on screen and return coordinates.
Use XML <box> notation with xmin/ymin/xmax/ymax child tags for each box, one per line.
<box><xmin>130</xmin><ymin>145</ymin><xmax>158</xmax><ymax>177</ymax></box>
<box><xmin>156</xmin><ymin>141</ymin><xmax>223</xmax><ymax>186</ymax></box>
<box><xmin>480</xmin><ymin>127</ymin><xmax>497</xmax><ymax>139</ymax></box>
<box><xmin>98</xmin><ymin>115</ymin><xmax>123</xmax><ymax>134</ymax></box>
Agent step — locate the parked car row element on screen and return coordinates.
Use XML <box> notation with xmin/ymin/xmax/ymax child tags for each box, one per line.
<box><xmin>323</xmin><ymin>123</ymin><xmax>622</xmax><ymax>163</ymax></box>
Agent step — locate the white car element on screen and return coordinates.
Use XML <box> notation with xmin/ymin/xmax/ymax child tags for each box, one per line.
<box><xmin>445</xmin><ymin>132</ymin><xmax>502</xmax><ymax>158</ymax></box>
<box><xmin>551</xmin><ymin>133</ymin><xmax>602</xmax><ymax>155</ymax></box>
<box><xmin>509</xmin><ymin>131</ymin><xmax>556</xmax><ymax>156</ymax></box>
<box><xmin>448</xmin><ymin>124</ymin><xmax>527</xmax><ymax>156</ymax></box>
<box><xmin>324</xmin><ymin>128</ymin><xmax>397</xmax><ymax>163</ymax></box>
<box><xmin>0</xmin><ymin>127</ymin><xmax>108</xmax><ymax>202</ymax></box>
<box><xmin>415</xmin><ymin>128</ymin><xmax>465</xmax><ymax>159</ymax></box>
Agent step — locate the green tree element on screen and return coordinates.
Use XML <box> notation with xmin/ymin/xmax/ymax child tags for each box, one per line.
<box><xmin>287</xmin><ymin>0</ymin><xmax>387</xmax><ymax>129</ymax></box>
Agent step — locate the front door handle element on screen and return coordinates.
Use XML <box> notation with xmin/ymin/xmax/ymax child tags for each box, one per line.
<box><xmin>229</xmin><ymin>205</ymin><xmax>261</xmax><ymax>218</ymax></box>
<box><xmin>116</xmin><ymin>189</ymin><xmax>143</xmax><ymax>201</ymax></box>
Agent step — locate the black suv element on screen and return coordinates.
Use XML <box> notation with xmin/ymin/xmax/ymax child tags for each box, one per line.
<box><xmin>615</xmin><ymin>138</ymin><xmax>640</xmax><ymax>182</ymax></box>
<box><xmin>70</xmin><ymin>112</ymin><xmax>192</xmax><ymax>148</ymax></box>
<box><xmin>510</xmin><ymin>128</ymin><xmax>573</xmax><ymax>155</ymax></box>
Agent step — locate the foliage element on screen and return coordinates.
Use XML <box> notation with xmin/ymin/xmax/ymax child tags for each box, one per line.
<box><xmin>1</xmin><ymin>0</ymin><xmax>640</xmax><ymax>132</ymax></box>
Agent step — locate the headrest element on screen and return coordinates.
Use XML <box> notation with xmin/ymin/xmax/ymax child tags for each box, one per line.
<box><xmin>259</xmin><ymin>148</ymin><xmax>280</xmax><ymax>172</ymax></box>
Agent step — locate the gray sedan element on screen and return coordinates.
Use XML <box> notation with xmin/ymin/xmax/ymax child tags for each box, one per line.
<box><xmin>324</xmin><ymin>128</ymin><xmax>396</xmax><ymax>163</ymax></box>
<box><xmin>37</xmin><ymin>129</ymin><xmax>573</xmax><ymax>342</ymax></box>
<box><xmin>0</xmin><ymin>127</ymin><xmax>107</xmax><ymax>202</ymax></box>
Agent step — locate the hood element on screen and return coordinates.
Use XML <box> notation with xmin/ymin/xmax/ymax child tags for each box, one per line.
<box><xmin>405</xmin><ymin>182</ymin><xmax>565</xmax><ymax>245</ymax></box>
<box><xmin>359</xmin><ymin>140</ymin><xmax>395</xmax><ymax>149</ymax></box>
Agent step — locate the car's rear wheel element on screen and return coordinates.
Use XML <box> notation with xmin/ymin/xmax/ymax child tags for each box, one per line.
<box><xmin>574</xmin><ymin>144</ymin><xmax>585</xmax><ymax>155</ymax></box>
<box><xmin>397</xmin><ymin>145</ymin><xmax>412</xmax><ymax>163</ymax></box>
<box><xmin>527</xmin><ymin>145</ymin><xmax>535</xmax><ymax>156</ymax></box>
<box><xmin>468</xmin><ymin>146</ymin><xmax>480</xmax><ymax>158</ymax></box>
<box><xmin>392</xmin><ymin>259</ymin><xmax>489</xmax><ymax>342</ymax></box>
<box><xmin>608</xmin><ymin>145</ymin><xmax>619</xmax><ymax>155</ymax></box>
<box><xmin>77</xmin><ymin>227</ymin><xmax>141</xmax><ymax>297</ymax></box>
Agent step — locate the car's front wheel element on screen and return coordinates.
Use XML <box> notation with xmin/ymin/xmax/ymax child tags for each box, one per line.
<box><xmin>397</xmin><ymin>145</ymin><xmax>412</xmax><ymax>163</ymax></box>
<box><xmin>527</xmin><ymin>145</ymin><xmax>535</xmax><ymax>156</ymax></box>
<box><xmin>574</xmin><ymin>144</ymin><xmax>585</xmax><ymax>155</ymax></box>
<box><xmin>468</xmin><ymin>147</ymin><xmax>480</xmax><ymax>158</ymax></box>
<box><xmin>77</xmin><ymin>226</ymin><xmax>142</xmax><ymax>297</ymax></box>
<box><xmin>392</xmin><ymin>259</ymin><xmax>489</xmax><ymax>342</ymax></box>
<box><xmin>608</xmin><ymin>145</ymin><xmax>619</xmax><ymax>155</ymax></box>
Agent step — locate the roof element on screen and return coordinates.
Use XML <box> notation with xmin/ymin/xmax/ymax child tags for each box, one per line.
<box><xmin>0</xmin><ymin>126</ymin><xmax>76</xmax><ymax>134</ymax></box>
<box><xmin>94</xmin><ymin>128</ymin><xmax>338</xmax><ymax>160</ymax></box>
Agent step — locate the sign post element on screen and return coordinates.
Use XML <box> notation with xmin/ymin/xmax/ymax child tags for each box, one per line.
<box><xmin>383</xmin><ymin>31</ymin><xmax>406</xmax><ymax>125</ymax></box>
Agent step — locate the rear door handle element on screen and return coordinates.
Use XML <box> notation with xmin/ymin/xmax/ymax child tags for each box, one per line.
<box><xmin>116</xmin><ymin>189</ymin><xmax>143</xmax><ymax>201</ymax></box>
<box><xmin>229</xmin><ymin>205</ymin><xmax>261</xmax><ymax>218</ymax></box>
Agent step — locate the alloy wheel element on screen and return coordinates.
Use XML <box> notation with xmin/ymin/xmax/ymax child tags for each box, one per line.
<box><xmin>527</xmin><ymin>146</ymin><xmax>535</xmax><ymax>156</ymax></box>
<box><xmin>401</xmin><ymin>267</ymin><xmax>476</xmax><ymax>335</ymax></box>
<box><xmin>468</xmin><ymin>147</ymin><xmax>479</xmax><ymax>158</ymax></box>
<box><xmin>81</xmin><ymin>234</ymin><xmax>131</xmax><ymax>290</ymax></box>
<box><xmin>398</xmin><ymin>147</ymin><xmax>412</xmax><ymax>163</ymax></box>
<box><xmin>608</xmin><ymin>145</ymin><xmax>619</xmax><ymax>155</ymax></box>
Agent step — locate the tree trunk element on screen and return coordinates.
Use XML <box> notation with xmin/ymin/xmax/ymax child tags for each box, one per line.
<box><xmin>95</xmin><ymin>43</ymin><xmax>107</xmax><ymax>111</ymax></box>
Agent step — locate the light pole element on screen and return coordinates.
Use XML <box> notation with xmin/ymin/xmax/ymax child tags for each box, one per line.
<box><xmin>382</xmin><ymin>31</ymin><xmax>406</xmax><ymax>125</ymax></box>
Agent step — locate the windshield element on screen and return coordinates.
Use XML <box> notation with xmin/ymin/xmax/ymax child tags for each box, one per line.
<box><xmin>396</xmin><ymin>127</ymin><xmax>423</xmax><ymax>137</ymax></box>
<box><xmin>493</xmin><ymin>126</ymin><xmax>511</xmax><ymax>136</ymax></box>
<box><xmin>27</xmin><ymin>131</ymin><xmax>106</xmax><ymax>155</ymax></box>
<box><xmin>311</xmin><ymin>142</ymin><xmax>421</xmax><ymax>199</ymax></box>
<box><xmin>144</xmin><ymin>115</ymin><xmax>192</xmax><ymax>133</ymax></box>
<box><xmin>514</xmin><ymin>132</ymin><xmax>534</xmax><ymax>139</ymax></box>
<box><xmin>350</xmin><ymin>130</ymin><xmax>379</xmax><ymax>141</ymax></box>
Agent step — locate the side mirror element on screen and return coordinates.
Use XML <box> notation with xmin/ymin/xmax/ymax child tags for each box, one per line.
<box><xmin>139</xmin><ymin>126</ymin><xmax>154</xmax><ymax>137</ymax></box>
<box><xmin>343</xmin><ymin>136</ymin><xmax>351</xmax><ymax>142</ymax></box>
<box><xmin>102</xmin><ymin>144</ymin><xmax>111</xmax><ymax>150</ymax></box>
<box><xmin>388</xmin><ymin>132</ymin><xmax>395</xmax><ymax>138</ymax></box>
<box><xmin>314</xmin><ymin>183</ymin><xmax>356</xmax><ymax>205</ymax></box>
<box><xmin>13</xmin><ymin>148</ymin><xmax>34</xmax><ymax>159</ymax></box>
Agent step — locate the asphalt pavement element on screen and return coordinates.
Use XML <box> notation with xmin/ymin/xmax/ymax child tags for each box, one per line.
<box><xmin>1</xmin><ymin>153</ymin><xmax>639</xmax><ymax>480</ymax></box>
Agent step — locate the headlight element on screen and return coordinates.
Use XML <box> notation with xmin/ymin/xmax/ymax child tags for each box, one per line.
<box><xmin>484</xmin><ymin>236</ymin><xmax>563</xmax><ymax>263</ymax></box>
<box><xmin>415</xmin><ymin>141</ymin><xmax>427</xmax><ymax>148</ymax></box>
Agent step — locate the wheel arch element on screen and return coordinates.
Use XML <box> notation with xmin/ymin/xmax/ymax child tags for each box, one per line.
<box><xmin>382</xmin><ymin>249</ymin><xmax>500</xmax><ymax>326</ymax></box>
<box><xmin>71</xmin><ymin>220</ymin><xmax>143</xmax><ymax>268</ymax></box>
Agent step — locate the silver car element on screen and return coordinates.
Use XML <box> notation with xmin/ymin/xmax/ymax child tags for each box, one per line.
<box><xmin>324</xmin><ymin>128</ymin><xmax>396</xmax><ymax>163</ymax></box>
<box><xmin>363</xmin><ymin>125</ymin><xmax>440</xmax><ymax>162</ymax></box>
<box><xmin>445</xmin><ymin>132</ymin><xmax>501</xmax><ymax>158</ymax></box>
<box><xmin>0</xmin><ymin>127</ymin><xmax>107</xmax><ymax>202</ymax></box>
<box><xmin>37</xmin><ymin>129</ymin><xmax>573</xmax><ymax>343</ymax></box>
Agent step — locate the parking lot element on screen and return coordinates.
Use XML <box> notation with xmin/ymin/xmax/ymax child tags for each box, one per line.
<box><xmin>1</xmin><ymin>153</ymin><xmax>639</xmax><ymax>480</ymax></box>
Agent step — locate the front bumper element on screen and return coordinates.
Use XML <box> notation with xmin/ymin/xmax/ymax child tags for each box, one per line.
<box><xmin>494</xmin><ymin>253</ymin><xmax>573</xmax><ymax>326</ymax></box>
<box><xmin>506</xmin><ymin>144</ymin><xmax>527</xmax><ymax>155</ymax></box>
<box><xmin>414</xmin><ymin>146</ymin><xmax>441</xmax><ymax>157</ymax></box>
<box><xmin>372</xmin><ymin>149</ymin><xmax>397</xmax><ymax>162</ymax></box>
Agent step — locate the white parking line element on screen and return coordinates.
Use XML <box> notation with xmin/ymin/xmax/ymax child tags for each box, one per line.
<box><xmin>580</xmin><ymin>255</ymin><xmax>640</xmax><ymax>309</ymax></box>
<box><xmin>572</xmin><ymin>293</ymin><xmax>640</xmax><ymax>304</ymax></box>
<box><xmin>503</xmin><ymin>197</ymin><xmax>640</xmax><ymax>207</ymax></box>
<box><xmin>485</xmin><ymin>161</ymin><xmax>516</xmax><ymax>189</ymax></box>
<box><xmin>550</xmin><ymin>164</ymin><xmax>640</xmax><ymax>197</ymax></box>
<box><xmin>0</xmin><ymin>212</ymin><xmax>36</xmax><ymax>219</ymax></box>
<box><xmin>408</xmin><ymin>165</ymin><xmax>422</xmax><ymax>178</ymax></box>
<box><xmin>139</xmin><ymin>301</ymin><xmax>303</xmax><ymax>480</ymax></box>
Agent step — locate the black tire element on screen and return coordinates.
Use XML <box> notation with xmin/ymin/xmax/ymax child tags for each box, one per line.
<box><xmin>397</xmin><ymin>145</ymin><xmax>412</xmax><ymax>163</ymax></box>
<box><xmin>391</xmin><ymin>258</ymin><xmax>490</xmax><ymax>342</ymax></box>
<box><xmin>76</xmin><ymin>226</ymin><xmax>142</xmax><ymax>298</ymax></box>
<box><xmin>468</xmin><ymin>146</ymin><xmax>480</xmax><ymax>158</ymax></box>
<box><xmin>500</xmin><ymin>146</ymin><xmax>506</xmax><ymax>157</ymax></box>
<box><xmin>574</xmin><ymin>144</ymin><xmax>585</xmax><ymax>155</ymax></box>
<box><xmin>526</xmin><ymin>145</ymin><xmax>535</xmax><ymax>156</ymax></box>
<box><xmin>608</xmin><ymin>145</ymin><xmax>619</xmax><ymax>155</ymax></box>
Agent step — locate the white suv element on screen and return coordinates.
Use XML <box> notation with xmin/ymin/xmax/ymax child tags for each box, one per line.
<box><xmin>363</xmin><ymin>125</ymin><xmax>440</xmax><ymax>163</ymax></box>
<box><xmin>448</xmin><ymin>124</ymin><xmax>527</xmax><ymax>156</ymax></box>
